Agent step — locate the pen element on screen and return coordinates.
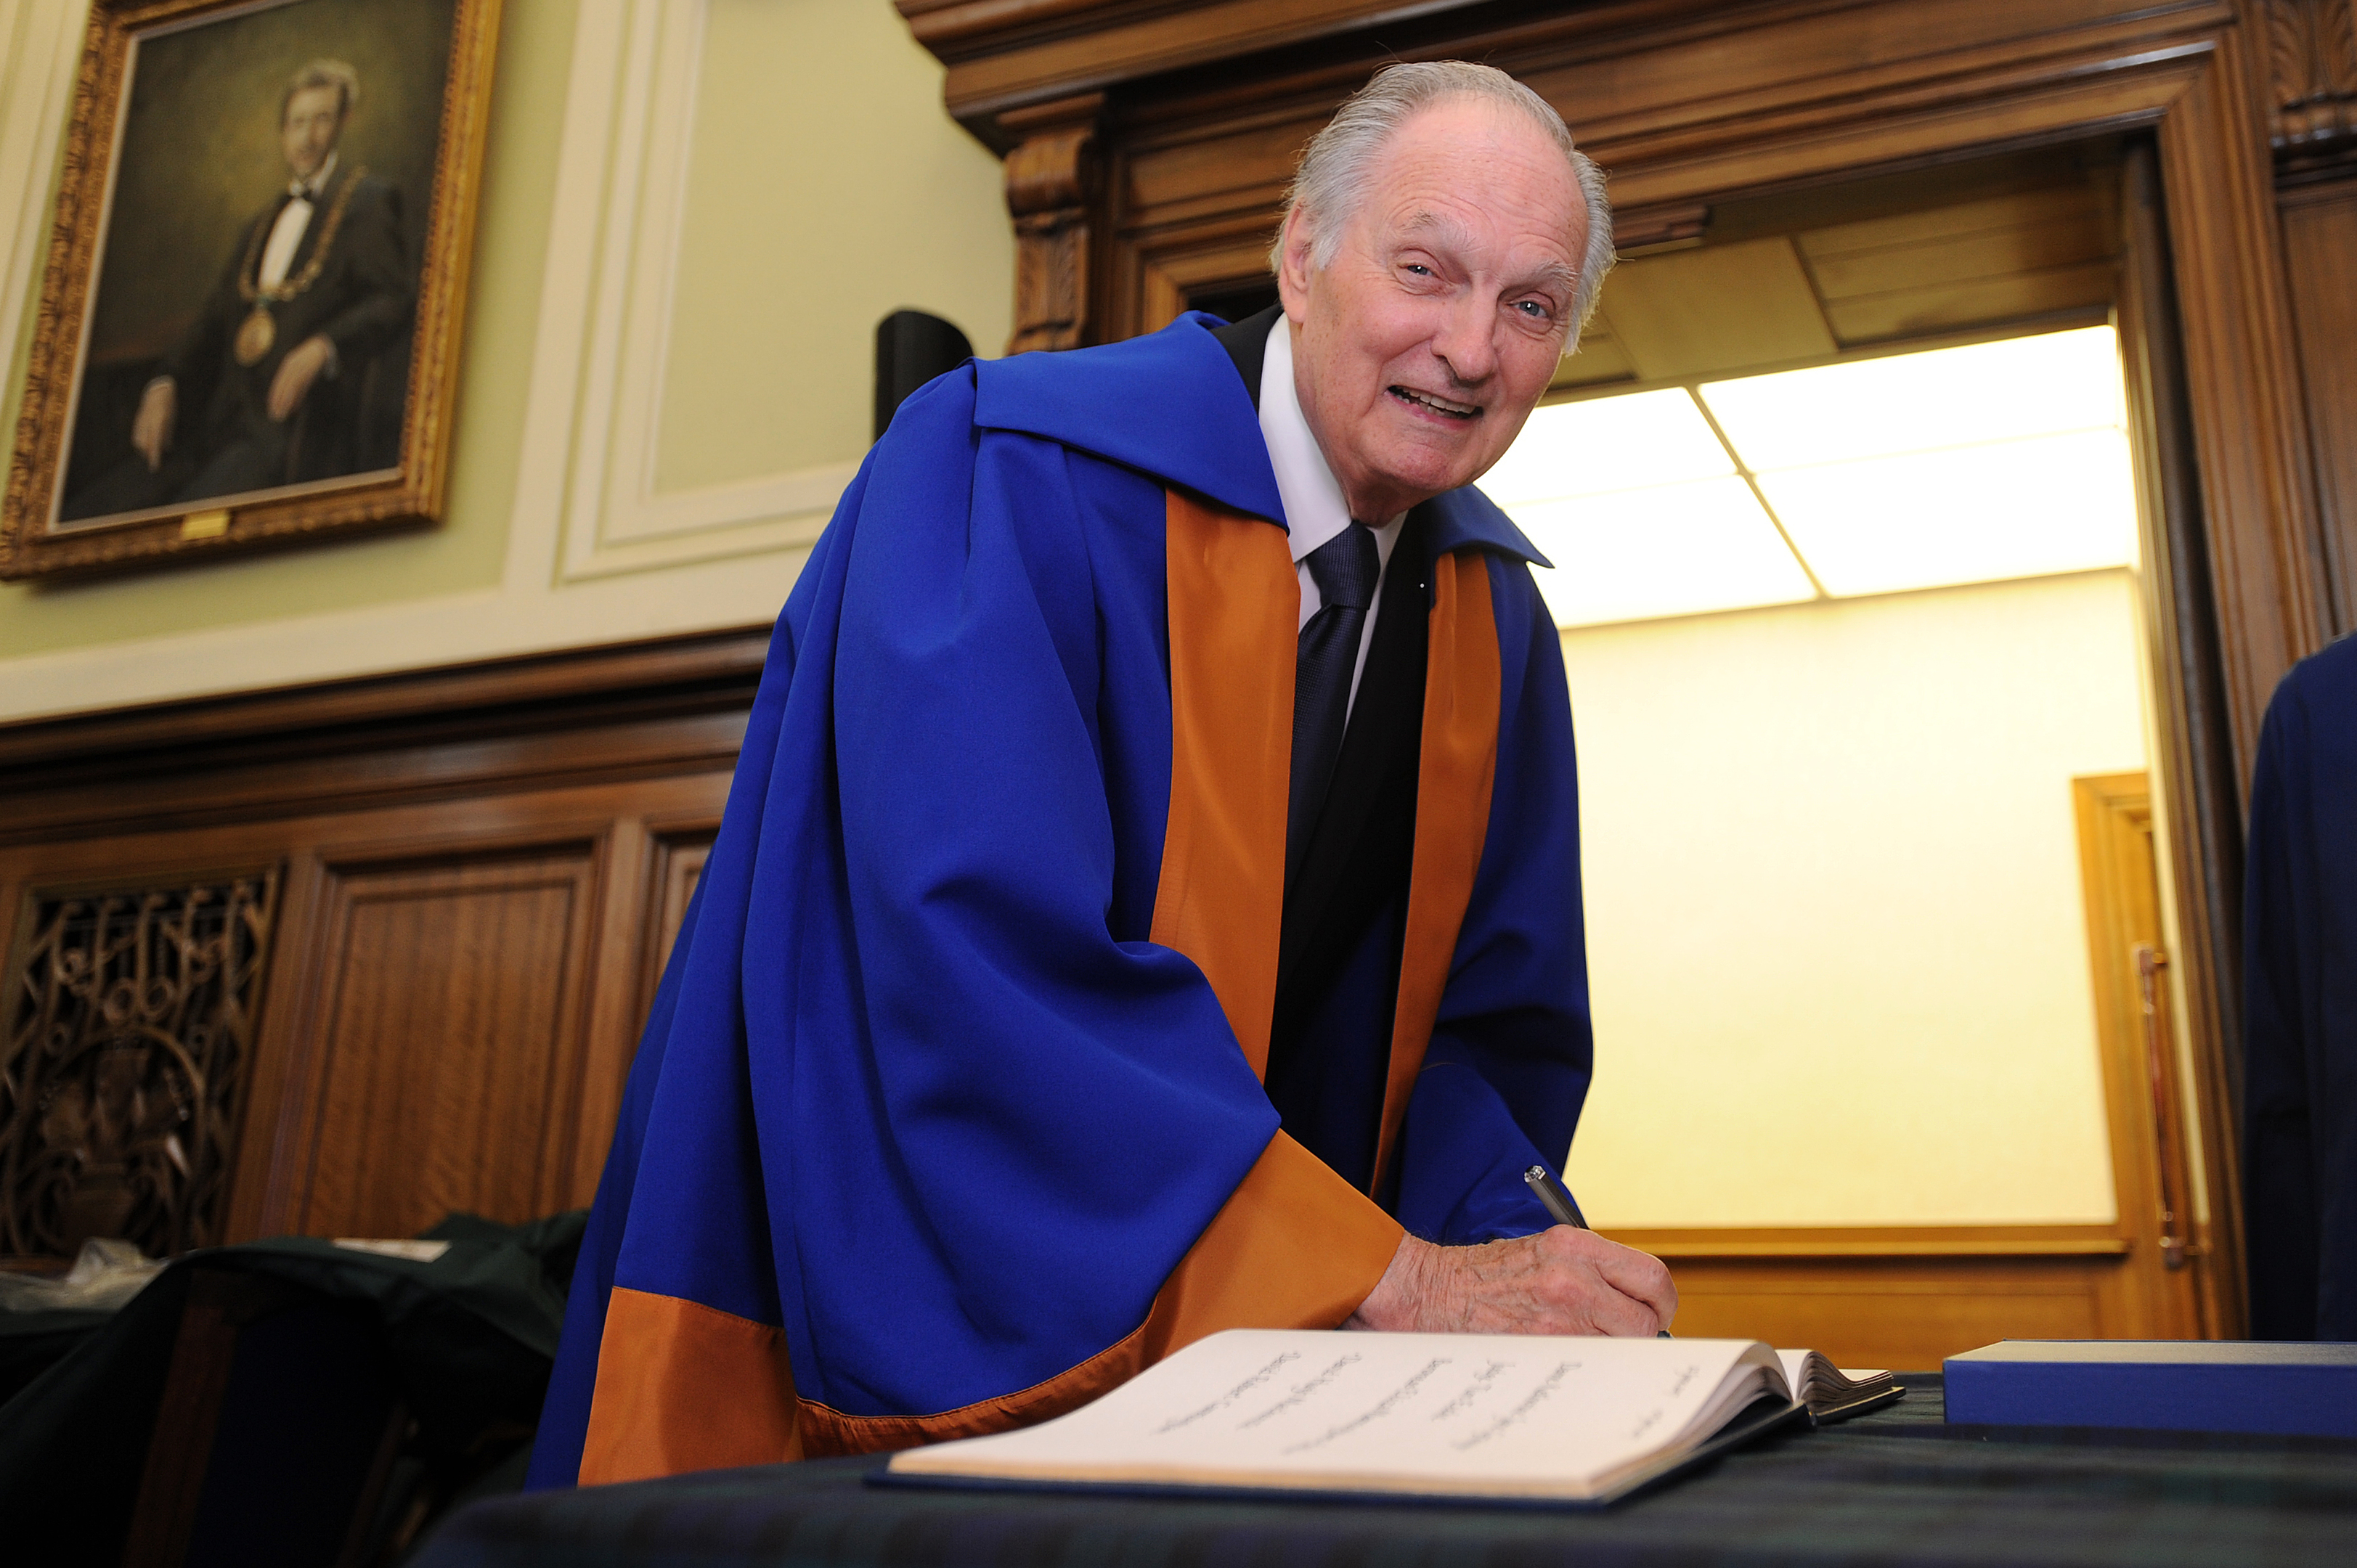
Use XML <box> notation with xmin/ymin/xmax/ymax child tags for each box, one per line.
<box><xmin>1523</xmin><ymin>1163</ymin><xmax>1672</xmax><ymax>1337</ymax></box>
<box><xmin>1523</xmin><ymin>1163</ymin><xmax>1587</xmax><ymax>1229</ymax></box>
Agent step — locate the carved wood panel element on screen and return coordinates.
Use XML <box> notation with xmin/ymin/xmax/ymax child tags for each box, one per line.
<box><xmin>2279</xmin><ymin>182</ymin><xmax>2357</xmax><ymax>631</ymax></box>
<box><xmin>2264</xmin><ymin>0</ymin><xmax>2357</xmax><ymax>160</ymax></box>
<box><xmin>290</xmin><ymin>846</ymin><xmax>604</xmax><ymax>1240</ymax></box>
<box><xmin>0</xmin><ymin>872</ymin><xmax>280</xmax><ymax>1257</ymax></box>
<box><xmin>1002</xmin><ymin>94</ymin><xmax>1105</xmax><ymax>353</ymax></box>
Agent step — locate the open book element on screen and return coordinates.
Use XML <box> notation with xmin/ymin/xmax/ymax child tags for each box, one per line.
<box><xmin>1778</xmin><ymin>1348</ymin><xmax>1903</xmax><ymax>1424</ymax></box>
<box><xmin>884</xmin><ymin>1330</ymin><xmax>1901</xmax><ymax>1506</ymax></box>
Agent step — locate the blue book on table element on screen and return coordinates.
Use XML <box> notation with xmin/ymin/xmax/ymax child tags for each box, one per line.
<box><xmin>1944</xmin><ymin>1341</ymin><xmax>2357</xmax><ymax>1437</ymax></box>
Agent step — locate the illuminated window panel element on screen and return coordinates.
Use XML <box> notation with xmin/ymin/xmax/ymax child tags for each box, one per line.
<box><xmin>1698</xmin><ymin>326</ymin><xmax>2127</xmax><ymax>470</ymax></box>
<box><xmin>1508</xmin><ymin>477</ymin><xmax>1817</xmax><ymax>629</ymax></box>
<box><xmin>1756</xmin><ymin>428</ymin><xmax>2141</xmax><ymax>597</ymax></box>
<box><xmin>1479</xmin><ymin>388</ymin><xmax>1731</xmax><ymax>508</ymax></box>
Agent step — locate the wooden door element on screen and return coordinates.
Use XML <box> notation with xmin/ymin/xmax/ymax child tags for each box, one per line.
<box><xmin>2072</xmin><ymin>771</ymin><xmax>2210</xmax><ymax>1338</ymax></box>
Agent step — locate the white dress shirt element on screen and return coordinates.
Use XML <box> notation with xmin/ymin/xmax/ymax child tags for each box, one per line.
<box><xmin>1258</xmin><ymin>319</ymin><xmax>1406</xmax><ymax>719</ymax></box>
<box><xmin>259</xmin><ymin>152</ymin><xmax>336</xmax><ymax>289</ymax></box>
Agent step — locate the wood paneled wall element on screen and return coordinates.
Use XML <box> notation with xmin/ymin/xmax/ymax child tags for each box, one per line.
<box><xmin>0</xmin><ymin>631</ymin><xmax>757</xmax><ymax>1251</ymax></box>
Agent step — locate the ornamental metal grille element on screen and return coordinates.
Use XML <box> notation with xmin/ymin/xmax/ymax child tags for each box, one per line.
<box><xmin>1</xmin><ymin>873</ymin><xmax>280</xmax><ymax>1259</ymax></box>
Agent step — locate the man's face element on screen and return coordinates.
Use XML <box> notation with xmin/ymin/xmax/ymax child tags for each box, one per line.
<box><xmin>1279</xmin><ymin>99</ymin><xmax>1585</xmax><ymax>521</ymax></box>
<box><xmin>281</xmin><ymin>85</ymin><xmax>344</xmax><ymax>182</ymax></box>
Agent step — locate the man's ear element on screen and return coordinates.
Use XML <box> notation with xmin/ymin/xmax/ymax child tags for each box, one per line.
<box><xmin>1275</xmin><ymin>208</ymin><xmax>1316</xmax><ymax>324</ymax></box>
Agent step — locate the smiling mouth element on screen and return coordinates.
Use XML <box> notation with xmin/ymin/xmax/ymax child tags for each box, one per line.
<box><xmin>1390</xmin><ymin>385</ymin><xmax>1481</xmax><ymax>420</ymax></box>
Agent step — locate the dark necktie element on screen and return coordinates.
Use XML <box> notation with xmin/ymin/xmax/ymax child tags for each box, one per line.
<box><xmin>1288</xmin><ymin>522</ymin><xmax>1380</xmax><ymax>885</ymax></box>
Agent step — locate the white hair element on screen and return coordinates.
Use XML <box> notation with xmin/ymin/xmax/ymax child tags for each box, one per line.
<box><xmin>1271</xmin><ymin>60</ymin><xmax>1615</xmax><ymax>344</ymax></box>
<box><xmin>282</xmin><ymin>58</ymin><xmax>361</xmax><ymax>121</ymax></box>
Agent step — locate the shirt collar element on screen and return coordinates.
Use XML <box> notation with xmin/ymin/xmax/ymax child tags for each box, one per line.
<box><xmin>1258</xmin><ymin>318</ymin><xmax>1404</xmax><ymax>566</ymax></box>
<box><xmin>290</xmin><ymin>152</ymin><xmax>338</xmax><ymax>201</ymax></box>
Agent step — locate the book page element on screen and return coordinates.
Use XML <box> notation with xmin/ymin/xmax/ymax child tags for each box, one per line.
<box><xmin>892</xmin><ymin>1330</ymin><xmax>1786</xmax><ymax>1499</ymax></box>
<box><xmin>1776</xmin><ymin>1350</ymin><xmax>1894</xmax><ymax>1395</ymax></box>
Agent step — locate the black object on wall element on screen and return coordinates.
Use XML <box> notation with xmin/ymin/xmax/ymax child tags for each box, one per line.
<box><xmin>874</xmin><ymin>311</ymin><xmax>974</xmax><ymax>441</ymax></box>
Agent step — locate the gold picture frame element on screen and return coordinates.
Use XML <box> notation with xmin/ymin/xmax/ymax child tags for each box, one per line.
<box><xmin>0</xmin><ymin>0</ymin><xmax>500</xmax><ymax>581</ymax></box>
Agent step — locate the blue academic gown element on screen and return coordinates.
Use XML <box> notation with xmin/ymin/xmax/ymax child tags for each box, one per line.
<box><xmin>528</xmin><ymin>314</ymin><xmax>1594</xmax><ymax>1485</ymax></box>
<box><xmin>2244</xmin><ymin>632</ymin><xmax>2357</xmax><ymax>1340</ymax></box>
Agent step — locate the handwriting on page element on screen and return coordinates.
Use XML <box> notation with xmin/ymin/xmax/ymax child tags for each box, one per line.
<box><xmin>1430</xmin><ymin>1359</ymin><xmax>1513</xmax><ymax>1420</ymax></box>
<box><xmin>1150</xmin><ymin>1351</ymin><xmax>1597</xmax><ymax>1459</ymax></box>
<box><xmin>1284</xmin><ymin>1358</ymin><xmax>1453</xmax><ymax>1454</ymax></box>
<box><xmin>1237</xmin><ymin>1354</ymin><xmax>1362</xmax><ymax>1429</ymax></box>
<box><xmin>1454</xmin><ymin>1363</ymin><xmax>1575</xmax><ymax>1450</ymax></box>
<box><xmin>1155</xmin><ymin>1350</ymin><xmax>1301</xmax><ymax>1434</ymax></box>
<box><xmin>1626</xmin><ymin>1363</ymin><xmax>1700</xmax><ymax>1442</ymax></box>
<box><xmin>927</xmin><ymin>1332</ymin><xmax>1770</xmax><ymax>1493</ymax></box>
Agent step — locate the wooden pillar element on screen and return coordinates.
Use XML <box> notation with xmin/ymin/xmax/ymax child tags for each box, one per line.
<box><xmin>2259</xmin><ymin>0</ymin><xmax>2357</xmax><ymax>631</ymax></box>
<box><xmin>1000</xmin><ymin>94</ymin><xmax>1104</xmax><ymax>355</ymax></box>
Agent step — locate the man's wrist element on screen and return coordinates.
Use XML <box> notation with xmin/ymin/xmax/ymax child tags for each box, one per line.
<box><xmin>1345</xmin><ymin>1234</ymin><xmax>1452</xmax><ymax>1332</ymax></box>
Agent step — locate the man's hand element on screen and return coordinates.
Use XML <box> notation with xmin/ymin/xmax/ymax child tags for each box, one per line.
<box><xmin>267</xmin><ymin>335</ymin><xmax>335</xmax><ymax>421</ymax></box>
<box><xmin>131</xmin><ymin>379</ymin><xmax>175</xmax><ymax>470</ymax></box>
<box><xmin>1343</xmin><ymin>1228</ymin><xmax>1677</xmax><ymax>1337</ymax></box>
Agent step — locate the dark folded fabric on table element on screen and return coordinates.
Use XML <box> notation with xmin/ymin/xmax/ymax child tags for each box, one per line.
<box><xmin>0</xmin><ymin>1307</ymin><xmax>110</xmax><ymax>1408</ymax></box>
<box><xmin>0</xmin><ymin>1209</ymin><xmax>585</xmax><ymax>1564</ymax></box>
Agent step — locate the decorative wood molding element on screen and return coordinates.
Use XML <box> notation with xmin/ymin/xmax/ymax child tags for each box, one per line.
<box><xmin>2278</xmin><ymin>184</ymin><xmax>2357</xmax><ymax>629</ymax></box>
<box><xmin>1601</xmin><ymin>1226</ymin><xmax>2136</xmax><ymax>1259</ymax></box>
<box><xmin>0</xmin><ymin>625</ymin><xmax>767</xmax><ymax>846</ymax></box>
<box><xmin>2117</xmin><ymin>138</ymin><xmax>2252</xmax><ymax>1332</ymax></box>
<box><xmin>1001</xmin><ymin>93</ymin><xmax>1104</xmax><ymax>352</ymax></box>
<box><xmin>1114</xmin><ymin>213</ymin><xmax>1280</xmax><ymax>340</ymax></box>
<box><xmin>2263</xmin><ymin>0</ymin><xmax>2357</xmax><ymax>158</ymax></box>
<box><xmin>897</xmin><ymin>0</ymin><xmax>1496</xmax><ymax>147</ymax></box>
<box><xmin>526</xmin><ymin>0</ymin><xmax>858</xmax><ymax>582</ymax></box>
<box><xmin>2152</xmin><ymin>29</ymin><xmax>2329</xmax><ymax>772</ymax></box>
<box><xmin>1612</xmin><ymin>201</ymin><xmax>1713</xmax><ymax>253</ymax></box>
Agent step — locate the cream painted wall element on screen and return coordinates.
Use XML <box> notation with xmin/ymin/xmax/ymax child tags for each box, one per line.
<box><xmin>657</xmin><ymin>0</ymin><xmax>1011</xmax><ymax>491</ymax></box>
<box><xmin>1560</xmin><ymin>569</ymin><xmax>2149</xmax><ymax>1228</ymax></box>
<box><xmin>0</xmin><ymin>0</ymin><xmax>1011</xmax><ymax>717</ymax></box>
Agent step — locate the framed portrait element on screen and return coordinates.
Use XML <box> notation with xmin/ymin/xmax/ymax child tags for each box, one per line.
<box><xmin>0</xmin><ymin>0</ymin><xmax>500</xmax><ymax>581</ymax></box>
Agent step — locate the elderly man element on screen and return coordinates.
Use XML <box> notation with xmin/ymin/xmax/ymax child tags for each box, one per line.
<box><xmin>529</xmin><ymin>60</ymin><xmax>1673</xmax><ymax>1490</ymax></box>
<box><xmin>62</xmin><ymin>59</ymin><xmax>409</xmax><ymax>520</ymax></box>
